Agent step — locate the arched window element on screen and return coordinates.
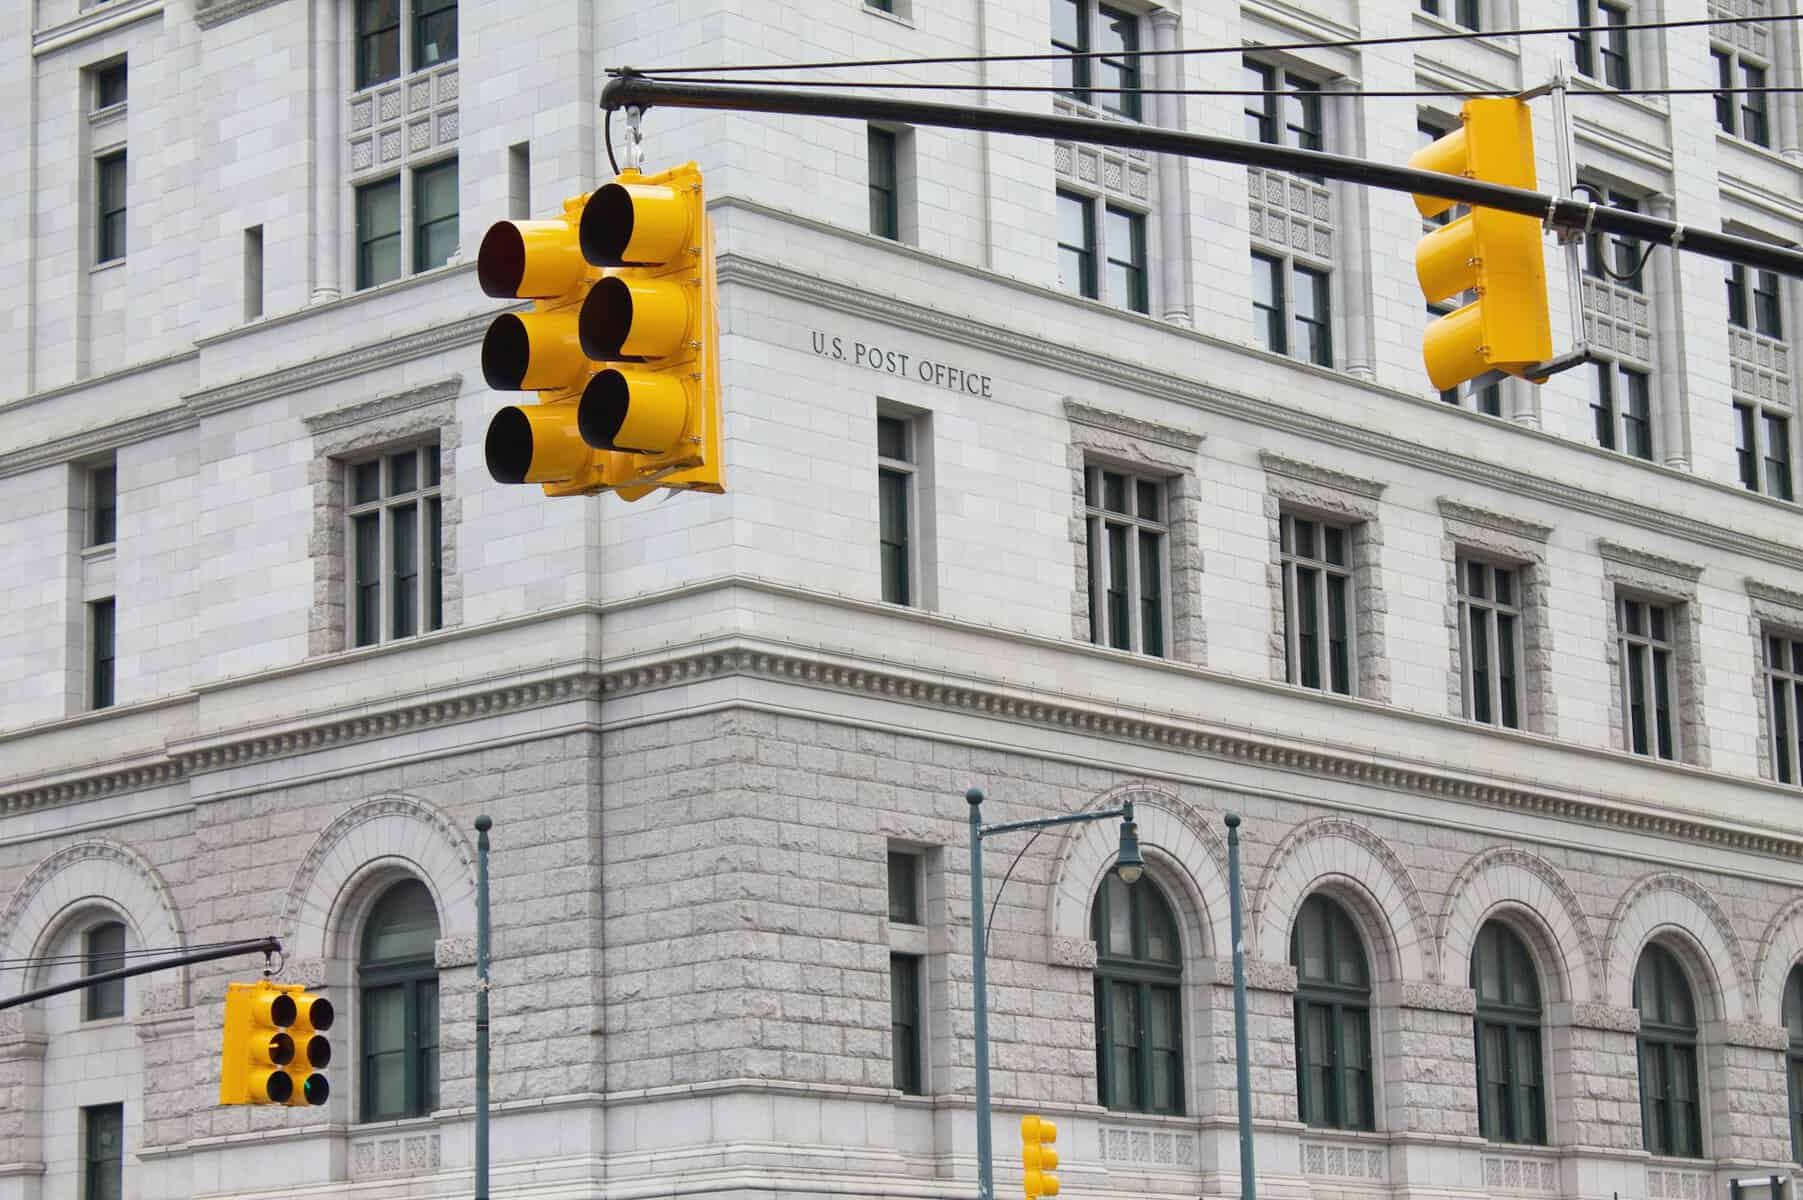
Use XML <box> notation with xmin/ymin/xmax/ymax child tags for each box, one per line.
<box><xmin>1471</xmin><ymin>921</ymin><xmax>1545</xmax><ymax>1144</ymax></box>
<box><xmin>359</xmin><ymin>879</ymin><xmax>440</xmax><ymax>1122</ymax></box>
<box><xmin>1090</xmin><ymin>872</ymin><xmax>1182</xmax><ymax>1114</ymax></box>
<box><xmin>1634</xmin><ymin>944</ymin><xmax>1702</xmax><ymax>1157</ymax></box>
<box><xmin>1291</xmin><ymin>894</ymin><xmax>1374</xmax><ymax>1130</ymax></box>
<box><xmin>82</xmin><ymin>919</ymin><xmax>126</xmax><ymax>1021</ymax></box>
<box><xmin>1784</xmin><ymin>965</ymin><xmax>1802</xmax><ymax>1164</ymax></box>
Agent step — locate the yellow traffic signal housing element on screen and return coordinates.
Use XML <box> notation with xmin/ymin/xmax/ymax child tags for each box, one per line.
<box><xmin>278</xmin><ymin>986</ymin><xmax>334</xmax><ymax>1107</ymax></box>
<box><xmin>575</xmin><ymin>162</ymin><xmax>724</xmax><ymax>498</ymax></box>
<box><xmin>478</xmin><ymin>194</ymin><xmax>616</xmax><ymax>497</ymax></box>
<box><xmin>1021</xmin><ymin>1114</ymin><xmax>1060</xmax><ymax>1200</ymax></box>
<box><xmin>220</xmin><ymin>981</ymin><xmax>298</xmax><ymax>1105</ymax></box>
<box><xmin>1409</xmin><ymin>98</ymin><xmax>1552</xmax><ymax>392</ymax></box>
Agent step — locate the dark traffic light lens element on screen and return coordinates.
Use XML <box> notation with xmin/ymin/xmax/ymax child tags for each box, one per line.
<box><xmin>485</xmin><ymin>406</ymin><xmax>534</xmax><ymax>484</ymax></box>
<box><xmin>578</xmin><ymin>371</ymin><xmax>629</xmax><ymax>451</ymax></box>
<box><xmin>579</xmin><ymin>278</ymin><xmax>633</xmax><ymax>360</ymax></box>
<box><xmin>481</xmin><ymin>315</ymin><xmax>531</xmax><ymax>391</ymax></box>
<box><xmin>301</xmin><ymin>1035</ymin><xmax>332</xmax><ymax>1069</ymax></box>
<box><xmin>304</xmin><ymin>997</ymin><xmax>335</xmax><ymax>1032</ymax></box>
<box><xmin>477</xmin><ymin>222</ymin><xmax>526</xmax><ymax>298</ymax></box>
<box><xmin>269</xmin><ymin>993</ymin><xmax>296</xmax><ymax>1027</ymax></box>
<box><xmin>267</xmin><ymin>1032</ymin><xmax>295</xmax><ymax>1066</ymax></box>
<box><xmin>580</xmin><ymin>184</ymin><xmax>634</xmax><ymax>266</ymax></box>
<box><xmin>264</xmin><ymin>1071</ymin><xmax>294</xmax><ymax>1104</ymax></box>
<box><xmin>302</xmin><ymin>1074</ymin><xmax>330</xmax><ymax>1106</ymax></box>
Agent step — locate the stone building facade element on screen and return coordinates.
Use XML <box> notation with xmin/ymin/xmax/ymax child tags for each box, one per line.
<box><xmin>1</xmin><ymin>1</ymin><xmax>1802</xmax><ymax>1200</ymax></box>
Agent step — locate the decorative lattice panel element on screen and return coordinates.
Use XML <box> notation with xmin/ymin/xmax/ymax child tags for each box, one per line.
<box><xmin>1730</xmin><ymin>326</ymin><xmax>1792</xmax><ymax>408</ymax></box>
<box><xmin>1481</xmin><ymin>1154</ymin><xmax>1559</xmax><ymax>1193</ymax></box>
<box><xmin>1247</xmin><ymin>167</ymin><xmax>1334</xmax><ymax>268</ymax></box>
<box><xmin>1300</xmin><ymin>1140</ymin><xmax>1386</xmax><ymax>1181</ymax></box>
<box><xmin>348</xmin><ymin>63</ymin><xmax>459</xmax><ymax>178</ymax></box>
<box><xmin>1098</xmin><ymin>1126</ymin><xmax>1196</xmax><ymax>1168</ymax></box>
<box><xmin>1582</xmin><ymin>276</ymin><xmax>1654</xmax><ymax>367</ymax></box>
<box><xmin>1709</xmin><ymin>0</ymin><xmax>1771</xmax><ymax>58</ymax></box>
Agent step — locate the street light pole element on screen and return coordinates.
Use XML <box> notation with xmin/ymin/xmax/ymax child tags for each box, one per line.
<box><xmin>965</xmin><ymin>786</ymin><xmax>1143</xmax><ymax>1200</ymax></box>
<box><xmin>1227</xmin><ymin>813</ymin><xmax>1256</xmax><ymax>1200</ymax></box>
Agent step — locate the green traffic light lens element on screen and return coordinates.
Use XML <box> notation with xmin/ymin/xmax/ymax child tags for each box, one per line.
<box><xmin>303</xmin><ymin>1074</ymin><xmax>330</xmax><ymax>1106</ymax></box>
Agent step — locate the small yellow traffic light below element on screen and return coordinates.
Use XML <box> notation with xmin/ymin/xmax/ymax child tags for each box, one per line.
<box><xmin>219</xmin><ymin>981</ymin><xmax>334</xmax><ymax>1107</ymax></box>
<box><xmin>1409</xmin><ymin>98</ymin><xmax>1552</xmax><ymax>392</ymax></box>
<box><xmin>575</xmin><ymin>162</ymin><xmax>724</xmax><ymax>498</ymax></box>
<box><xmin>1021</xmin><ymin>1114</ymin><xmax>1060</xmax><ymax>1200</ymax></box>
<box><xmin>280</xmin><ymin>987</ymin><xmax>334</xmax><ymax>1108</ymax></box>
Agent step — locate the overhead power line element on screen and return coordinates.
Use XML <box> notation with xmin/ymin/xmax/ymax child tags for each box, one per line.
<box><xmin>636</xmin><ymin>11</ymin><xmax>1799</xmax><ymax>78</ymax></box>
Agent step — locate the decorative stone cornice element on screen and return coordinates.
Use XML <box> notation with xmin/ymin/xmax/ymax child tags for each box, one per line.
<box><xmin>0</xmin><ymin>404</ymin><xmax>200</xmax><ymax>482</ymax></box>
<box><xmin>1259</xmin><ymin>451</ymin><xmax>1386</xmax><ymax>501</ymax></box>
<box><xmin>1714</xmin><ymin>1020</ymin><xmax>1789</xmax><ymax>1050</ymax></box>
<box><xmin>1387</xmin><ymin>980</ymin><xmax>1477</xmax><ymax>1014</ymax></box>
<box><xmin>193</xmin><ymin>0</ymin><xmax>290</xmax><ymax>29</ymax></box>
<box><xmin>1747</xmin><ymin>579</ymin><xmax>1803</xmax><ymax>619</ymax></box>
<box><xmin>1207</xmin><ymin>958</ymin><xmax>1297</xmax><ymax>993</ymax></box>
<box><xmin>1605</xmin><ymin>871</ymin><xmax>1754</xmax><ymax>1006</ymax></box>
<box><xmin>1596</xmin><ymin>540</ymin><xmax>1705</xmax><ymax>584</ymax></box>
<box><xmin>303</xmin><ymin>376</ymin><xmax>462</xmax><ymax>436</ymax></box>
<box><xmin>1064</xmin><ymin>399</ymin><xmax>1204</xmax><ymax>453</ymax></box>
<box><xmin>1436</xmin><ymin>499</ymin><xmax>1552</xmax><ymax>545</ymax></box>
<box><xmin>7</xmin><ymin>633</ymin><xmax>1803</xmax><ymax>868</ymax></box>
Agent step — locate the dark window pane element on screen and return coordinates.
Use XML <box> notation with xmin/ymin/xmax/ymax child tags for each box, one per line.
<box><xmin>97</xmin><ymin>152</ymin><xmax>127</xmax><ymax>263</ymax></box>
<box><xmin>354</xmin><ymin>513</ymin><xmax>380</xmax><ymax>647</ymax></box>
<box><xmin>1105</xmin><ymin>205</ymin><xmax>1147</xmax><ymax>314</ymax></box>
<box><xmin>90</xmin><ymin>465</ymin><xmax>117</xmax><ymax>546</ymax></box>
<box><xmin>1097</xmin><ymin>5</ymin><xmax>1141</xmax><ymax>121</ymax></box>
<box><xmin>91</xmin><ymin>598</ymin><xmax>115</xmax><ymax>710</ymax></box>
<box><xmin>356</xmin><ymin>0</ymin><xmax>401</xmax><ymax>88</ymax></box>
<box><xmin>879</xmin><ymin>468</ymin><xmax>910</xmax><ymax>605</ymax></box>
<box><xmin>1728</xmin><ymin>263</ymin><xmax>1749</xmax><ymax>329</ymax></box>
<box><xmin>84</xmin><ymin>922</ymin><xmax>126</xmax><ymax>1020</ymax></box>
<box><xmin>1622</xmin><ymin>369</ymin><xmax>1652</xmax><ymax>460</ymax></box>
<box><xmin>95</xmin><ymin>63</ymin><xmax>127</xmax><ymax>110</ymax></box>
<box><xmin>1139</xmin><ymin>528</ymin><xmax>1162</xmax><ymax>657</ymax></box>
<box><xmin>84</xmin><ymin>1104</ymin><xmax>123</xmax><ymax>1200</ymax></box>
<box><xmin>356</xmin><ymin>178</ymin><xmax>402</xmax><ymax>289</ymax></box>
<box><xmin>887</xmin><ymin>850</ymin><xmax>920</xmax><ymax>924</ymax></box>
<box><xmin>1737</xmin><ymin>404</ymin><xmax>1760</xmax><ymax>491</ymax></box>
<box><xmin>1590</xmin><ymin>362</ymin><xmax>1615</xmax><ymax>450</ymax></box>
<box><xmin>414</xmin><ymin>0</ymin><xmax>458</xmax><ymax>71</ymax></box>
<box><xmin>868</xmin><ymin>126</ymin><xmax>899</xmax><ymax>240</ymax></box>
<box><xmin>1251</xmin><ymin>253</ymin><xmax>1285</xmax><ymax>353</ymax></box>
<box><xmin>1765</xmin><ymin>414</ymin><xmax>1792</xmax><ymax>501</ymax></box>
<box><xmin>891</xmin><ymin>954</ymin><xmax>922</xmax><ymax>1094</ymax></box>
<box><xmin>1295</xmin><ymin>266</ymin><xmax>1332</xmax><ymax>367</ymax></box>
<box><xmin>1714</xmin><ymin>50</ymin><xmax>1735</xmax><ymax>133</ymax></box>
<box><xmin>1743</xmin><ymin>64</ymin><xmax>1770</xmax><ymax>147</ymax></box>
<box><xmin>1243</xmin><ymin>60</ymin><xmax>1276</xmax><ymax>143</ymax></box>
<box><xmin>1051</xmin><ymin>0</ymin><xmax>1089</xmax><ymax>99</ymax></box>
<box><xmin>414</xmin><ymin>159</ymin><xmax>460</xmax><ymax>273</ymax></box>
<box><xmin>1755</xmin><ymin>269</ymin><xmax>1783</xmax><ymax>338</ymax></box>
<box><xmin>1106</xmin><ymin>523</ymin><xmax>1129</xmax><ymax>649</ymax></box>
<box><xmin>1056</xmin><ymin>191</ymin><xmax>1096</xmax><ymax>299</ymax></box>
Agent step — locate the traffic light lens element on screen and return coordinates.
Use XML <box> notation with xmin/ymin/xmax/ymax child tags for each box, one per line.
<box><xmin>265</xmin><ymin>1070</ymin><xmax>294</xmax><ymax>1104</ymax></box>
<box><xmin>482</xmin><ymin>315</ymin><xmax>531</xmax><ymax>391</ymax></box>
<box><xmin>581</xmin><ymin>278</ymin><xmax>633</xmax><ymax>359</ymax></box>
<box><xmin>580</xmin><ymin>184</ymin><xmax>636</xmax><ymax>266</ymax></box>
<box><xmin>303</xmin><ymin>1074</ymin><xmax>330</xmax><ymax>1106</ymax></box>
<box><xmin>302</xmin><ymin>1036</ymin><xmax>332</xmax><ymax>1069</ymax></box>
<box><xmin>579</xmin><ymin>370</ymin><xmax>687</xmax><ymax>455</ymax></box>
<box><xmin>268</xmin><ymin>1032</ymin><xmax>295</xmax><ymax>1066</ymax></box>
<box><xmin>477</xmin><ymin>222</ymin><xmax>526</xmax><ymax>298</ymax></box>
<box><xmin>270</xmin><ymin>993</ymin><xmax>296</xmax><ymax>1027</ymax></box>
<box><xmin>485</xmin><ymin>406</ymin><xmax>534</xmax><ymax>484</ymax></box>
<box><xmin>305</xmin><ymin>997</ymin><xmax>335</xmax><ymax>1032</ymax></box>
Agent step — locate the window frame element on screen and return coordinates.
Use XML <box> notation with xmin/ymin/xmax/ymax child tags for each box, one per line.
<box><xmin>1766</xmin><ymin>632</ymin><xmax>1803</xmax><ymax>785</ymax></box>
<box><xmin>1589</xmin><ymin>360</ymin><xmax>1654</xmax><ymax>461</ymax></box>
<box><xmin>1471</xmin><ymin>922</ymin><xmax>1546</xmax><ymax>1145</ymax></box>
<box><xmin>89</xmin><ymin>597</ymin><xmax>115</xmax><ymax>711</ymax></box>
<box><xmin>1784</xmin><ymin>964</ymin><xmax>1802</xmax><ymax>1164</ymax></box>
<box><xmin>1057</xmin><ymin>189</ymin><xmax>1149</xmax><ymax>314</ymax></box>
<box><xmin>1091</xmin><ymin>873</ymin><xmax>1184</xmax><ymax>1115</ymax></box>
<box><xmin>1457</xmin><ymin>558</ymin><xmax>1525</xmax><ymax>729</ymax></box>
<box><xmin>83</xmin><ymin>920</ymin><xmax>126</xmax><ymax>1021</ymax></box>
<box><xmin>1616</xmin><ymin>594</ymin><xmax>1680</xmax><ymax>760</ymax></box>
<box><xmin>82</xmin><ymin>1102</ymin><xmax>123</xmax><ymax>1200</ymax></box>
<box><xmin>344</xmin><ymin>444</ymin><xmax>444</xmax><ymax>647</ymax></box>
<box><xmin>355</xmin><ymin>175</ymin><xmax>403</xmax><ymax>291</ymax></box>
<box><xmin>1572</xmin><ymin>0</ymin><xmax>1630</xmax><ymax>88</ymax></box>
<box><xmin>1712</xmin><ymin>43</ymin><xmax>1772</xmax><ymax>148</ymax></box>
<box><xmin>356</xmin><ymin>0</ymin><xmax>457</xmax><ymax>92</ymax></box>
<box><xmin>1052</xmin><ymin>0</ymin><xmax>1143</xmax><ymax>121</ymax></box>
<box><xmin>1084</xmin><ymin>464</ymin><xmax>1170</xmax><ymax>657</ymax></box>
<box><xmin>92</xmin><ymin>61</ymin><xmax>127</xmax><ymax>111</ymax></box>
<box><xmin>411</xmin><ymin>157</ymin><xmax>459</xmax><ymax>274</ymax></box>
<box><xmin>88</xmin><ymin>463</ymin><xmax>117</xmax><ymax>548</ymax></box>
<box><xmin>1279</xmin><ymin>512</ymin><xmax>1357</xmax><ymax>696</ymax></box>
<box><xmin>1634</xmin><ymin>944</ymin><xmax>1704</xmax><ymax>1159</ymax></box>
<box><xmin>96</xmin><ymin>150</ymin><xmax>127</xmax><ymax>265</ymax></box>
<box><xmin>868</xmin><ymin>125</ymin><xmax>900</xmax><ymax>240</ymax></box>
<box><xmin>358</xmin><ymin>880</ymin><xmax>442</xmax><ymax>1124</ymax></box>
<box><xmin>1291</xmin><ymin>894</ymin><xmax>1376</xmax><ymax>1132</ymax></box>
<box><xmin>890</xmin><ymin>952</ymin><xmax>925</xmax><ymax>1095</ymax></box>
<box><xmin>877</xmin><ymin>414</ymin><xmax>916</xmax><ymax>606</ymax></box>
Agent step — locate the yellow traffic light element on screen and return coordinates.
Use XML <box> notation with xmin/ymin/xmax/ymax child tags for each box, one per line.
<box><xmin>478</xmin><ymin>194</ymin><xmax>614</xmax><ymax>496</ymax></box>
<box><xmin>278</xmin><ymin>986</ymin><xmax>334</xmax><ymax>1107</ymax></box>
<box><xmin>1021</xmin><ymin>1114</ymin><xmax>1060</xmax><ymax>1200</ymax></box>
<box><xmin>1409</xmin><ymin>98</ymin><xmax>1552</xmax><ymax>392</ymax></box>
<box><xmin>575</xmin><ymin>162</ymin><xmax>724</xmax><ymax>497</ymax></box>
<box><xmin>219</xmin><ymin>981</ymin><xmax>298</xmax><ymax>1105</ymax></box>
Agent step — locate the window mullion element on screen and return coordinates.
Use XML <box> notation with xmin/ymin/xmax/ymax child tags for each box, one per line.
<box><xmin>1124</xmin><ymin>515</ymin><xmax>1143</xmax><ymax>652</ymax></box>
<box><xmin>1485</xmin><ymin>603</ymin><xmax>1503</xmax><ymax>727</ymax></box>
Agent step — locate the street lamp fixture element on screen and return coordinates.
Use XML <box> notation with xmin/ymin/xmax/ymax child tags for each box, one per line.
<box><xmin>965</xmin><ymin>786</ymin><xmax>1142</xmax><ymax>1200</ymax></box>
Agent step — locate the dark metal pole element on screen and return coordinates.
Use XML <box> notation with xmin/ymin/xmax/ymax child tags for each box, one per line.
<box><xmin>475</xmin><ymin>814</ymin><xmax>492</xmax><ymax>1200</ymax></box>
<box><xmin>967</xmin><ymin>787</ymin><xmax>994</xmax><ymax>1200</ymax></box>
<box><xmin>1227</xmin><ymin>814</ymin><xmax>1255</xmax><ymax>1200</ymax></box>
<box><xmin>600</xmin><ymin>74</ymin><xmax>1803</xmax><ymax>279</ymax></box>
<box><xmin>0</xmin><ymin>936</ymin><xmax>281</xmax><ymax>1012</ymax></box>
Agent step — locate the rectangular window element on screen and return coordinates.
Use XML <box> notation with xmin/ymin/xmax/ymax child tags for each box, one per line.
<box><xmin>1582</xmin><ymin>189</ymin><xmax>1642</xmax><ymax>293</ymax></box>
<box><xmin>1103</xmin><ymin>204</ymin><xmax>1147</xmax><ymax>315</ymax></box>
<box><xmin>1280</xmin><ymin>514</ymin><xmax>1354</xmax><ymax>695</ymax></box>
<box><xmin>1458</xmin><ymin>559</ymin><xmax>1523</xmax><ymax>729</ymax></box>
<box><xmin>83</xmin><ymin>922</ymin><xmax>125</xmax><ymax>1020</ymax></box>
<box><xmin>1244</xmin><ymin>60</ymin><xmax>1276</xmax><ymax>144</ymax></box>
<box><xmin>93</xmin><ymin>61</ymin><xmax>127</xmax><ymax>110</ymax></box>
<box><xmin>1095</xmin><ymin>4</ymin><xmax>1141</xmax><ymax>121</ymax></box>
<box><xmin>1051</xmin><ymin>0</ymin><xmax>1090</xmax><ymax>102</ymax></box>
<box><xmin>891</xmin><ymin>953</ymin><xmax>924</xmax><ymax>1094</ymax></box>
<box><xmin>90</xmin><ymin>598</ymin><xmax>115</xmax><ymax>710</ymax></box>
<box><xmin>1767</xmin><ymin>633</ymin><xmax>1803</xmax><ymax>785</ymax></box>
<box><xmin>507</xmin><ymin>142</ymin><xmax>530</xmax><ymax>220</ymax></box>
<box><xmin>1742</xmin><ymin>63</ymin><xmax>1769</xmax><ymax>147</ymax></box>
<box><xmin>1727</xmin><ymin>263</ymin><xmax>1785</xmax><ymax>338</ymax></box>
<box><xmin>1293</xmin><ymin>265</ymin><xmax>1332</xmax><ymax>367</ymax></box>
<box><xmin>1765</xmin><ymin>413</ymin><xmax>1793</xmax><ymax>501</ymax></box>
<box><xmin>346</xmin><ymin>445</ymin><xmax>443</xmax><ymax>646</ymax></box>
<box><xmin>1085</xmin><ymin>466</ymin><xmax>1168</xmax><ymax>657</ymax></box>
<box><xmin>1618</xmin><ymin>595</ymin><xmax>1678</xmax><ymax>760</ymax></box>
<box><xmin>89</xmin><ymin>463</ymin><xmax>117</xmax><ymax>547</ymax></box>
<box><xmin>1590</xmin><ymin>362</ymin><xmax>1652</xmax><ymax>461</ymax></box>
<box><xmin>1056</xmin><ymin>190</ymin><xmax>1097</xmax><ymax>300</ymax></box>
<box><xmin>244</xmin><ymin>225</ymin><xmax>265</xmax><ymax>321</ymax></box>
<box><xmin>96</xmin><ymin>151</ymin><xmax>127</xmax><ymax>264</ymax></box>
<box><xmin>356</xmin><ymin>0</ymin><xmax>401</xmax><ymax>88</ymax></box>
<box><xmin>869</xmin><ymin>126</ymin><xmax>899</xmax><ymax>240</ymax></box>
<box><xmin>361</xmin><ymin>976</ymin><xmax>438</xmax><ymax>1121</ymax></box>
<box><xmin>1252</xmin><ymin>253</ymin><xmax>1285</xmax><ymax>354</ymax></box>
<box><xmin>413</xmin><ymin>0</ymin><xmax>457</xmax><ymax>71</ymax></box>
<box><xmin>1737</xmin><ymin>402</ymin><xmax>1760</xmax><ymax>491</ymax></box>
<box><xmin>877</xmin><ymin>415</ymin><xmax>913</xmax><ymax>605</ymax></box>
<box><xmin>1573</xmin><ymin>0</ymin><xmax>1630</xmax><ymax>86</ymax></box>
<box><xmin>413</xmin><ymin>158</ymin><xmax>458</xmax><ymax>273</ymax></box>
<box><xmin>356</xmin><ymin>177</ymin><xmax>402</xmax><ymax>290</ymax></box>
<box><xmin>888</xmin><ymin>849</ymin><xmax>922</xmax><ymax>924</ymax></box>
<box><xmin>83</xmin><ymin>1104</ymin><xmax>123</xmax><ymax>1200</ymax></box>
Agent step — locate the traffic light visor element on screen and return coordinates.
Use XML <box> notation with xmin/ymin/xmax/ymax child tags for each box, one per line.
<box><xmin>486</xmin><ymin>403</ymin><xmax>598</xmax><ymax>486</ymax></box>
<box><xmin>579</xmin><ymin>369</ymin><xmax>688</xmax><ymax>455</ymax></box>
<box><xmin>1409</xmin><ymin>126</ymin><xmax>1468</xmax><ymax>219</ymax></box>
<box><xmin>477</xmin><ymin>219</ymin><xmax>587</xmax><ymax>299</ymax></box>
<box><xmin>581</xmin><ymin>182</ymin><xmax>693</xmax><ymax>267</ymax></box>
<box><xmin>580</xmin><ymin>276</ymin><xmax>693</xmax><ymax>361</ymax></box>
<box><xmin>482</xmin><ymin>312</ymin><xmax>587</xmax><ymax>393</ymax></box>
<box><xmin>1021</xmin><ymin>1116</ymin><xmax>1057</xmax><ymax>1142</ymax></box>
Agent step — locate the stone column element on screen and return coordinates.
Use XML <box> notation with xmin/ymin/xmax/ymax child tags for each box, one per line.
<box><xmin>1328</xmin><ymin>80</ymin><xmax>1374</xmax><ymax>381</ymax></box>
<box><xmin>1649</xmin><ymin>194</ymin><xmax>1692</xmax><ymax>470</ymax></box>
<box><xmin>1194</xmin><ymin>959</ymin><xmax>1303</xmax><ymax>1193</ymax></box>
<box><xmin>1704</xmin><ymin>1020</ymin><xmax>1793</xmax><ymax>1169</ymax></box>
<box><xmin>311</xmin><ymin>0</ymin><xmax>343</xmax><ymax>303</ymax></box>
<box><xmin>1546</xmin><ymin>1001</ymin><xmax>1644</xmax><ymax>1200</ymax></box>
<box><xmin>0</xmin><ymin>1009</ymin><xmax>47</xmax><ymax>1200</ymax></box>
<box><xmin>1149</xmin><ymin>8</ymin><xmax>1191</xmax><ymax>328</ymax></box>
